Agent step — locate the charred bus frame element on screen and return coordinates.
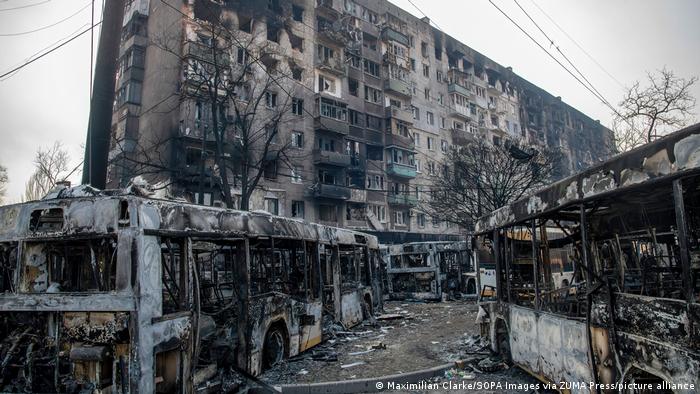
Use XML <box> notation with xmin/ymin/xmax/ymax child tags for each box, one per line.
<box><xmin>0</xmin><ymin>192</ymin><xmax>381</xmax><ymax>393</ymax></box>
<box><xmin>384</xmin><ymin>241</ymin><xmax>474</xmax><ymax>300</ymax></box>
<box><xmin>474</xmin><ymin>125</ymin><xmax>700</xmax><ymax>392</ymax></box>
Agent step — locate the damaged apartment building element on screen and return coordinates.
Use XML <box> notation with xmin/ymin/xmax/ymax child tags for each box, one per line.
<box><xmin>107</xmin><ymin>0</ymin><xmax>615</xmax><ymax>241</ymax></box>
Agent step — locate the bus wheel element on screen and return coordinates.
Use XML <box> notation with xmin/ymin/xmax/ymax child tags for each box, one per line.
<box><xmin>263</xmin><ymin>326</ymin><xmax>286</xmax><ymax>369</ymax></box>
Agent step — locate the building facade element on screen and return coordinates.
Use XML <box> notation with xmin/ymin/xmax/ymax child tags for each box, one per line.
<box><xmin>107</xmin><ymin>0</ymin><xmax>615</xmax><ymax>237</ymax></box>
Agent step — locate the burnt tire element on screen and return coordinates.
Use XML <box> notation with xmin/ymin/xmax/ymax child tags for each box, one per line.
<box><xmin>263</xmin><ymin>327</ymin><xmax>286</xmax><ymax>369</ymax></box>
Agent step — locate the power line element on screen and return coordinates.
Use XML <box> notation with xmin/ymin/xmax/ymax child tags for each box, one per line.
<box><xmin>0</xmin><ymin>0</ymin><xmax>50</xmax><ymax>12</ymax></box>
<box><xmin>0</xmin><ymin>22</ymin><xmax>90</xmax><ymax>81</ymax></box>
<box><xmin>512</xmin><ymin>0</ymin><xmax>614</xmax><ymax>112</ymax></box>
<box><xmin>527</xmin><ymin>0</ymin><xmax>625</xmax><ymax>89</ymax></box>
<box><xmin>0</xmin><ymin>21</ymin><xmax>101</xmax><ymax>79</ymax></box>
<box><xmin>405</xmin><ymin>0</ymin><xmax>445</xmax><ymax>33</ymax></box>
<box><xmin>0</xmin><ymin>1</ymin><xmax>91</xmax><ymax>37</ymax></box>
<box><xmin>487</xmin><ymin>0</ymin><xmax>620</xmax><ymax>116</ymax></box>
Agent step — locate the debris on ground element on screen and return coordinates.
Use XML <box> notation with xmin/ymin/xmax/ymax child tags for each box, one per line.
<box><xmin>259</xmin><ymin>300</ymin><xmax>541</xmax><ymax>391</ymax></box>
<box><xmin>340</xmin><ymin>361</ymin><xmax>365</xmax><ymax>369</ymax></box>
<box><xmin>376</xmin><ymin>313</ymin><xmax>405</xmax><ymax>320</ymax></box>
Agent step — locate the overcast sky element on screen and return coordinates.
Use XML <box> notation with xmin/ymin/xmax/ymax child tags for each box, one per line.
<box><xmin>0</xmin><ymin>0</ymin><xmax>698</xmax><ymax>203</ymax></box>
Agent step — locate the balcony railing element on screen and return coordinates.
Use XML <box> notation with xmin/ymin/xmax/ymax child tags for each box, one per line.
<box><xmin>386</xmin><ymin>162</ymin><xmax>417</xmax><ymax>178</ymax></box>
<box><xmin>448</xmin><ymin>83</ymin><xmax>472</xmax><ymax>97</ymax></box>
<box><xmin>313</xmin><ymin>149</ymin><xmax>351</xmax><ymax>167</ymax></box>
<box><xmin>314</xmin><ymin>112</ymin><xmax>349</xmax><ymax>135</ymax></box>
<box><xmin>448</xmin><ymin>103</ymin><xmax>472</xmax><ymax>120</ymax></box>
<box><xmin>385</xmin><ymin>132</ymin><xmax>414</xmax><ymax>150</ymax></box>
<box><xmin>314</xmin><ymin>183</ymin><xmax>351</xmax><ymax>200</ymax></box>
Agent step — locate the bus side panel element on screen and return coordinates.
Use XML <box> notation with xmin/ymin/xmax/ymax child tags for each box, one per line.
<box><xmin>299</xmin><ymin>301</ymin><xmax>322</xmax><ymax>352</ymax></box>
<box><xmin>340</xmin><ymin>291</ymin><xmax>363</xmax><ymax>328</ymax></box>
<box><xmin>510</xmin><ymin>306</ymin><xmax>593</xmax><ymax>392</ymax></box>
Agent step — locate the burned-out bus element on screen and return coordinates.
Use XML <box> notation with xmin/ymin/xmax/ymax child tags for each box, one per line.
<box><xmin>474</xmin><ymin>125</ymin><xmax>700</xmax><ymax>392</ymax></box>
<box><xmin>0</xmin><ymin>189</ymin><xmax>381</xmax><ymax>393</ymax></box>
<box><xmin>384</xmin><ymin>241</ymin><xmax>474</xmax><ymax>300</ymax></box>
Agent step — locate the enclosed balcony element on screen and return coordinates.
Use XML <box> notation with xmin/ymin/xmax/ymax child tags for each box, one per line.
<box><xmin>381</xmin><ymin>26</ymin><xmax>410</xmax><ymax>46</ymax></box>
<box><xmin>385</xmin><ymin>106</ymin><xmax>413</xmax><ymax>124</ymax></box>
<box><xmin>387</xmin><ymin>193</ymin><xmax>418</xmax><ymax>206</ymax></box>
<box><xmin>313</xmin><ymin>149</ymin><xmax>351</xmax><ymax>167</ymax></box>
<box><xmin>448</xmin><ymin>103</ymin><xmax>472</xmax><ymax>121</ymax></box>
<box><xmin>383</xmin><ymin>78</ymin><xmax>412</xmax><ymax>98</ymax></box>
<box><xmin>451</xmin><ymin>128</ymin><xmax>477</xmax><ymax>146</ymax></box>
<box><xmin>315</xmin><ymin>96</ymin><xmax>349</xmax><ymax>135</ymax></box>
<box><xmin>314</xmin><ymin>183</ymin><xmax>351</xmax><ymax>200</ymax></box>
<box><xmin>448</xmin><ymin>83</ymin><xmax>472</xmax><ymax>98</ymax></box>
<box><xmin>386</xmin><ymin>162</ymin><xmax>417</xmax><ymax>178</ymax></box>
<box><xmin>385</xmin><ymin>132</ymin><xmax>414</xmax><ymax>150</ymax></box>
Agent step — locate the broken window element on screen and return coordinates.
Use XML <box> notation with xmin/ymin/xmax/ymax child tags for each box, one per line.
<box><xmin>21</xmin><ymin>238</ymin><xmax>117</xmax><ymax>293</ymax></box>
<box><xmin>192</xmin><ymin>240</ymin><xmax>243</xmax><ymax>316</ymax></box>
<box><xmin>0</xmin><ymin>242</ymin><xmax>18</xmax><ymax>293</ymax></box>
<box><xmin>160</xmin><ymin>238</ymin><xmax>187</xmax><ymax>315</ymax></box>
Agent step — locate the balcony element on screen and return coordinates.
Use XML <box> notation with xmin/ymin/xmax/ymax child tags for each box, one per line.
<box><xmin>382</xmin><ymin>52</ymin><xmax>410</xmax><ymax>69</ymax></box>
<box><xmin>381</xmin><ymin>26</ymin><xmax>410</xmax><ymax>46</ymax></box>
<box><xmin>348</xmin><ymin>155</ymin><xmax>366</xmax><ymax>172</ymax></box>
<box><xmin>448</xmin><ymin>83</ymin><xmax>472</xmax><ymax>98</ymax></box>
<box><xmin>348</xmin><ymin>188</ymin><xmax>367</xmax><ymax>203</ymax></box>
<box><xmin>315</xmin><ymin>56</ymin><xmax>346</xmax><ymax>76</ymax></box>
<box><xmin>314</xmin><ymin>183</ymin><xmax>351</xmax><ymax>200</ymax></box>
<box><xmin>451</xmin><ymin>128</ymin><xmax>477</xmax><ymax>146</ymax></box>
<box><xmin>448</xmin><ymin>103</ymin><xmax>472</xmax><ymax>121</ymax></box>
<box><xmin>315</xmin><ymin>115</ymin><xmax>349</xmax><ymax>135</ymax></box>
<box><xmin>313</xmin><ymin>149</ymin><xmax>351</xmax><ymax>167</ymax></box>
<box><xmin>386</xmin><ymin>162</ymin><xmax>417</xmax><ymax>178</ymax></box>
<box><xmin>385</xmin><ymin>106</ymin><xmax>413</xmax><ymax>124</ymax></box>
<box><xmin>183</xmin><ymin>41</ymin><xmax>228</xmax><ymax>65</ymax></box>
<box><xmin>383</xmin><ymin>78</ymin><xmax>412</xmax><ymax>98</ymax></box>
<box><xmin>487</xmin><ymin>83</ymin><xmax>502</xmax><ymax>95</ymax></box>
<box><xmin>316</xmin><ymin>0</ymin><xmax>340</xmax><ymax>18</ymax></box>
<box><xmin>387</xmin><ymin>193</ymin><xmax>418</xmax><ymax>206</ymax></box>
<box><xmin>385</xmin><ymin>132</ymin><xmax>415</xmax><ymax>150</ymax></box>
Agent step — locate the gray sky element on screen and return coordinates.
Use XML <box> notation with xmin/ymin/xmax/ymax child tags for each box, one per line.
<box><xmin>0</xmin><ymin>0</ymin><xmax>698</xmax><ymax>203</ymax></box>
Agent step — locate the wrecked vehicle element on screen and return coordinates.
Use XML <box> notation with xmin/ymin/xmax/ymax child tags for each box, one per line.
<box><xmin>474</xmin><ymin>124</ymin><xmax>700</xmax><ymax>392</ymax></box>
<box><xmin>383</xmin><ymin>241</ymin><xmax>475</xmax><ymax>300</ymax></box>
<box><xmin>0</xmin><ymin>189</ymin><xmax>381</xmax><ymax>392</ymax></box>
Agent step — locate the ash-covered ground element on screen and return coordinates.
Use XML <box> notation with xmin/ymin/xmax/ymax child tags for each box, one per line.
<box><xmin>259</xmin><ymin>300</ymin><xmax>546</xmax><ymax>393</ymax></box>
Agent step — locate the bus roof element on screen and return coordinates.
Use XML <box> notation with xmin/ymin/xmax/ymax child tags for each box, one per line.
<box><xmin>475</xmin><ymin>122</ymin><xmax>700</xmax><ymax>234</ymax></box>
<box><xmin>0</xmin><ymin>190</ymin><xmax>379</xmax><ymax>248</ymax></box>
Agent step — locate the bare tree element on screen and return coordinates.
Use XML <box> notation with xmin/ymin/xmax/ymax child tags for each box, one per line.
<box><xmin>0</xmin><ymin>164</ymin><xmax>7</xmax><ymax>204</ymax></box>
<box><xmin>421</xmin><ymin>140</ymin><xmax>557</xmax><ymax>229</ymax></box>
<box><xmin>24</xmin><ymin>142</ymin><xmax>72</xmax><ymax>201</ymax></box>
<box><xmin>614</xmin><ymin>67</ymin><xmax>697</xmax><ymax>152</ymax></box>
<box><xmin>113</xmin><ymin>1</ymin><xmax>300</xmax><ymax>210</ymax></box>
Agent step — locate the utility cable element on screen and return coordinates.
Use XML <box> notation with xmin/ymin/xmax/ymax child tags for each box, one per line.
<box><xmin>0</xmin><ymin>1</ymin><xmax>91</xmax><ymax>37</ymax></box>
<box><xmin>0</xmin><ymin>21</ymin><xmax>101</xmax><ymax>79</ymax></box>
<box><xmin>0</xmin><ymin>0</ymin><xmax>50</xmax><ymax>12</ymax></box>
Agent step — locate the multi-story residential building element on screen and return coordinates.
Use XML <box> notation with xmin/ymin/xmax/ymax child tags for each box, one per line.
<box><xmin>107</xmin><ymin>0</ymin><xmax>614</xmax><ymax>240</ymax></box>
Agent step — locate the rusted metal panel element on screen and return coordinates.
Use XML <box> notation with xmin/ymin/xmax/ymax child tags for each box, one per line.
<box><xmin>509</xmin><ymin>306</ymin><xmax>594</xmax><ymax>392</ymax></box>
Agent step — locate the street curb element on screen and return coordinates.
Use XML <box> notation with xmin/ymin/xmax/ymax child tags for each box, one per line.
<box><xmin>274</xmin><ymin>362</ymin><xmax>457</xmax><ymax>393</ymax></box>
